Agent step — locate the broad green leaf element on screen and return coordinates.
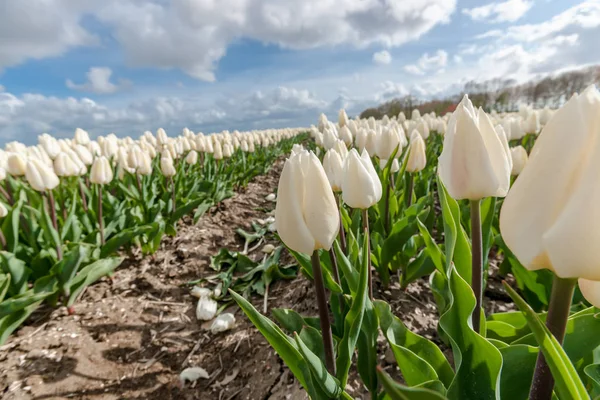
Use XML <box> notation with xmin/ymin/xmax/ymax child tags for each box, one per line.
<box><xmin>67</xmin><ymin>257</ymin><xmax>123</xmax><ymax>306</ymax></box>
<box><xmin>334</xmin><ymin>240</ymin><xmax>358</xmax><ymax>294</ymax></box>
<box><xmin>50</xmin><ymin>245</ymin><xmax>91</xmax><ymax>295</ymax></box>
<box><xmin>288</xmin><ymin>249</ymin><xmax>342</xmax><ymax>294</ymax></box>
<box><xmin>584</xmin><ymin>364</ymin><xmax>600</xmax><ymax>399</ymax></box>
<box><xmin>503</xmin><ymin>282</ymin><xmax>589</xmax><ymax>400</ymax></box>
<box><xmin>294</xmin><ymin>332</ymin><xmax>343</xmax><ymax>399</ymax></box>
<box><xmin>378</xmin><ymin>367</ymin><xmax>449</xmax><ymax>400</ymax></box>
<box><xmin>499</xmin><ymin>344</ymin><xmax>538</xmax><ymax>400</ymax></box>
<box><xmin>0</xmin><ymin>251</ymin><xmax>30</xmax><ymax>295</ymax></box>
<box><xmin>375</xmin><ymin>299</ymin><xmax>454</xmax><ymax>388</ymax></box>
<box><xmin>417</xmin><ymin>218</ymin><xmax>444</xmax><ymax>274</ymax></box>
<box><xmin>229</xmin><ymin>290</ymin><xmax>311</xmax><ymax>391</ymax></box>
<box><xmin>0</xmin><ymin>273</ymin><xmax>10</xmax><ymax>302</ymax></box>
<box><xmin>100</xmin><ymin>224</ymin><xmax>153</xmax><ymax>258</ymax></box>
<box><xmin>440</xmin><ymin>267</ymin><xmax>502</xmax><ymax>400</ymax></box>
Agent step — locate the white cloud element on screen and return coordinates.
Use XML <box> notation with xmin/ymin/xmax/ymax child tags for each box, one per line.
<box><xmin>375</xmin><ymin>81</ymin><xmax>408</xmax><ymax>101</ymax></box>
<box><xmin>0</xmin><ymin>0</ymin><xmax>457</xmax><ymax>81</ymax></box>
<box><xmin>0</xmin><ymin>85</ymin><xmax>334</xmax><ymax>142</ymax></box>
<box><xmin>462</xmin><ymin>0</ymin><xmax>533</xmax><ymax>23</ymax></box>
<box><xmin>372</xmin><ymin>50</ymin><xmax>392</xmax><ymax>65</ymax></box>
<box><xmin>66</xmin><ymin>67</ymin><xmax>130</xmax><ymax>94</ymax></box>
<box><xmin>0</xmin><ymin>1</ymin><xmax>98</xmax><ymax>71</ymax></box>
<box><xmin>404</xmin><ymin>50</ymin><xmax>448</xmax><ymax>75</ymax></box>
<box><xmin>404</xmin><ymin>65</ymin><xmax>425</xmax><ymax>75</ymax></box>
<box><xmin>0</xmin><ymin>85</ymin><xmax>4</xmax><ymax>92</ymax></box>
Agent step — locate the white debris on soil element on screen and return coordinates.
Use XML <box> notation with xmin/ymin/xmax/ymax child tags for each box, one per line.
<box><xmin>179</xmin><ymin>367</ymin><xmax>210</xmax><ymax>385</ymax></box>
<box><xmin>196</xmin><ymin>296</ymin><xmax>218</xmax><ymax>321</ymax></box>
<box><xmin>265</xmin><ymin>193</ymin><xmax>276</xmax><ymax>201</ymax></box>
<box><xmin>261</xmin><ymin>244</ymin><xmax>275</xmax><ymax>254</ymax></box>
<box><xmin>191</xmin><ymin>286</ymin><xmax>213</xmax><ymax>299</ymax></box>
<box><xmin>210</xmin><ymin>313</ymin><xmax>236</xmax><ymax>334</ymax></box>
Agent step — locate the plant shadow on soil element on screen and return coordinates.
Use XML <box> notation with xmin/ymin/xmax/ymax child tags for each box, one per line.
<box><xmin>0</xmin><ymin>158</ymin><xmax>514</xmax><ymax>400</ymax></box>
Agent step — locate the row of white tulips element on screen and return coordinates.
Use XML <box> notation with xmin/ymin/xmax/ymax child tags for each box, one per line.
<box><xmin>0</xmin><ymin>127</ymin><xmax>304</xmax><ymax>194</ymax></box>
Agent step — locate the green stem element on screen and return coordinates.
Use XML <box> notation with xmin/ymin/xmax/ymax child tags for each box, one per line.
<box><xmin>405</xmin><ymin>173</ymin><xmax>414</xmax><ymax>208</ymax></box>
<box><xmin>170</xmin><ymin>176</ymin><xmax>176</xmax><ymax>214</ymax></box>
<box><xmin>362</xmin><ymin>209</ymin><xmax>372</xmax><ymax>300</ymax></box>
<box><xmin>384</xmin><ymin>174</ymin><xmax>391</xmax><ymax>234</ymax></box>
<box><xmin>470</xmin><ymin>199</ymin><xmax>482</xmax><ymax>334</ymax></box>
<box><xmin>311</xmin><ymin>252</ymin><xmax>336</xmax><ymax>375</ymax></box>
<box><xmin>336</xmin><ymin>194</ymin><xmax>347</xmax><ymax>255</ymax></box>
<box><xmin>46</xmin><ymin>190</ymin><xmax>62</xmax><ymax>260</ymax></box>
<box><xmin>79</xmin><ymin>179</ymin><xmax>88</xmax><ymax>212</ymax></box>
<box><xmin>98</xmin><ymin>184</ymin><xmax>105</xmax><ymax>246</ymax></box>
<box><xmin>528</xmin><ymin>276</ymin><xmax>577</xmax><ymax>400</ymax></box>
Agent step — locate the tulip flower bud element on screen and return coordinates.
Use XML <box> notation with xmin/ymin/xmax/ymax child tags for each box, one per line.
<box><xmin>339</xmin><ymin>109</ymin><xmax>349</xmax><ymax>127</ymax></box>
<box><xmin>39</xmin><ymin>134</ymin><xmax>61</xmax><ymax>159</ymax></box>
<box><xmin>355</xmin><ymin>128</ymin><xmax>368</xmax><ymax>153</ymax></box>
<box><xmin>438</xmin><ymin>95</ymin><xmax>511</xmax><ymax>200</ymax></box>
<box><xmin>25</xmin><ymin>158</ymin><xmax>59</xmax><ymax>191</ymax></box>
<box><xmin>379</xmin><ymin>158</ymin><xmax>400</xmax><ymax>173</ymax></box>
<box><xmin>495</xmin><ymin>124</ymin><xmax>513</xmax><ymax>173</ymax></box>
<box><xmin>157</xmin><ymin>128</ymin><xmax>168</xmax><ymax>146</ymax></box>
<box><xmin>54</xmin><ymin>152</ymin><xmax>80</xmax><ymax>177</ymax></box>
<box><xmin>7</xmin><ymin>152</ymin><xmax>27</xmax><ymax>176</ymax></box>
<box><xmin>416</xmin><ymin>119</ymin><xmax>430</xmax><ymax>140</ymax></box>
<box><xmin>500</xmin><ymin>85</ymin><xmax>600</xmax><ymax>280</ymax></box>
<box><xmin>74</xmin><ymin>145</ymin><xmax>93</xmax><ymax>166</ymax></box>
<box><xmin>411</xmin><ymin>109</ymin><xmax>421</xmax><ymax>120</ymax></box>
<box><xmin>0</xmin><ymin>168</ymin><xmax>6</xmax><ymax>181</ymax></box>
<box><xmin>223</xmin><ymin>143</ymin><xmax>233</xmax><ymax>158</ymax></box>
<box><xmin>510</xmin><ymin>146</ymin><xmax>528</xmax><ymax>176</ymax></box>
<box><xmin>578</xmin><ymin>279</ymin><xmax>600</xmax><ymax>307</ymax></box>
<box><xmin>377</xmin><ymin>126</ymin><xmax>401</xmax><ymax>160</ymax></box>
<box><xmin>524</xmin><ymin>111</ymin><xmax>540</xmax><ymax>134</ymax></box>
<box><xmin>341</xmin><ymin>149</ymin><xmax>382</xmax><ymax>209</ymax></box>
<box><xmin>511</xmin><ymin>118</ymin><xmax>525</xmax><ymax>140</ymax></box>
<box><xmin>274</xmin><ymin>150</ymin><xmax>339</xmax><ymax>254</ymax></box>
<box><xmin>406</xmin><ymin>131</ymin><xmax>427</xmax><ymax>173</ymax></box>
<box><xmin>185</xmin><ymin>150</ymin><xmax>198</xmax><ymax>165</ymax></box>
<box><xmin>101</xmin><ymin>138</ymin><xmax>119</xmax><ymax>159</ymax></box>
<box><xmin>365</xmin><ymin>129</ymin><xmax>378</xmax><ymax>156</ymax></box>
<box><xmin>0</xmin><ymin>202</ymin><xmax>7</xmax><ymax>218</ymax></box>
<box><xmin>160</xmin><ymin>155</ymin><xmax>176</xmax><ymax>177</ymax></box>
<box><xmin>213</xmin><ymin>141</ymin><xmax>223</xmax><ymax>160</ymax></box>
<box><xmin>74</xmin><ymin>128</ymin><xmax>90</xmax><ymax>145</ymax></box>
<box><xmin>323</xmin><ymin>129</ymin><xmax>338</xmax><ymax>150</ymax></box>
<box><xmin>90</xmin><ymin>156</ymin><xmax>114</xmax><ymax>185</ymax></box>
<box><xmin>6</xmin><ymin>141</ymin><xmax>26</xmax><ymax>154</ymax></box>
<box><xmin>323</xmin><ymin>149</ymin><xmax>344</xmax><ymax>192</ymax></box>
<box><xmin>248</xmin><ymin>140</ymin><xmax>255</xmax><ymax>153</ymax></box>
<box><xmin>338</xmin><ymin>126</ymin><xmax>353</xmax><ymax>146</ymax></box>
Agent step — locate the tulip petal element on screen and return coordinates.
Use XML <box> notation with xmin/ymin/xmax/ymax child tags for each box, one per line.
<box><xmin>274</xmin><ymin>154</ymin><xmax>315</xmax><ymax>254</ymax></box>
<box><xmin>578</xmin><ymin>279</ymin><xmax>600</xmax><ymax>308</ymax></box>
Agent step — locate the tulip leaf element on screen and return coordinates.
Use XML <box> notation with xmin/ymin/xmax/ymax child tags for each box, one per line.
<box><xmin>377</xmin><ymin>367</ymin><xmax>449</xmax><ymax>400</ymax></box>
<box><xmin>0</xmin><ymin>251</ymin><xmax>30</xmax><ymax>296</ymax></box>
<box><xmin>67</xmin><ymin>257</ymin><xmax>123</xmax><ymax>306</ymax></box>
<box><xmin>334</xmin><ymin>240</ymin><xmax>358</xmax><ymax>294</ymax></box>
<box><xmin>50</xmin><ymin>245</ymin><xmax>91</xmax><ymax>296</ymax></box>
<box><xmin>294</xmin><ymin>332</ymin><xmax>343</xmax><ymax>399</ymax></box>
<box><xmin>498</xmin><ymin>344</ymin><xmax>538</xmax><ymax>400</ymax></box>
<box><xmin>335</xmin><ymin>232</ymin><xmax>369</xmax><ymax>387</ymax></box>
<box><xmin>436</xmin><ymin>177</ymin><xmax>471</xmax><ymax>283</ymax></box>
<box><xmin>288</xmin><ymin>248</ymin><xmax>342</xmax><ymax>294</ymax></box>
<box><xmin>440</xmin><ymin>266</ymin><xmax>502</xmax><ymax>400</ymax></box>
<box><xmin>416</xmin><ymin>217</ymin><xmax>444</xmax><ymax>274</ymax></box>
<box><xmin>272</xmin><ymin>308</ymin><xmax>320</xmax><ymax>334</ymax></box>
<box><xmin>357</xmin><ymin>298</ymin><xmax>379</xmax><ymax>395</ymax></box>
<box><xmin>375</xmin><ymin>299</ymin><xmax>454</xmax><ymax>388</ymax></box>
<box><xmin>0</xmin><ymin>301</ymin><xmax>41</xmax><ymax>345</ymax></box>
<box><xmin>584</xmin><ymin>363</ymin><xmax>600</xmax><ymax>399</ymax></box>
<box><xmin>0</xmin><ymin>273</ymin><xmax>10</xmax><ymax>302</ymax></box>
<box><xmin>100</xmin><ymin>224</ymin><xmax>153</xmax><ymax>258</ymax></box>
<box><xmin>229</xmin><ymin>289</ymin><xmax>313</xmax><ymax>393</ymax></box>
<box><xmin>2</xmin><ymin>193</ymin><xmax>24</xmax><ymax>253</ymax></box>
<box><xmin>503</xmin><ymin>282</ymin><xmax>589</xmax><ymax>400</ymax></box>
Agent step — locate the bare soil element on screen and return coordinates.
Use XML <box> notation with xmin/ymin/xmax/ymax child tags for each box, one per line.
<box><xmin>0</xmin><ymin>160</ymin><xmax>514</xmax><ymax>400</ymax></box>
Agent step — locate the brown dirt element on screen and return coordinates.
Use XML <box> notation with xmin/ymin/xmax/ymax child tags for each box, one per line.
<box><xmin>0</xmin><ymin>159</ymin><xmax>514</xmax><ymax>400</ymax></box>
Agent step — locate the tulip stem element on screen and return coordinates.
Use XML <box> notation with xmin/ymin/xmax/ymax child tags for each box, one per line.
<box><xmin>0</xmin><ymin>185</ymin><xmax>12</xmax><ymax>205</ymax></box>
<box><xmin>0</xmin><ymin>229</ymin><xmax>6</xmax><ymax>249</ymax></box>
<box><xmin>311</xmin><ymin>252</ymin><xmax>336</xmax><ymax>376</ymax></box>
<box><xmin>98</xmin><ymin>184</ymin><xmax>105</xmax><ymax>246</ymax></box>
<box><xmin>46</xmin><ymin>190</ymin><xmax>62</xmax><ymax>260</ymax></box>
<box><xmin>135</xmin><ymin>173</ymin><xmax>142</xmax><ymax>194</ymax></box>
<box><xmin>79</xmin><ymin>179</ymin><xmax>88</xmax><ymax>212</ymax></box>
<box><xmin>362</xmin><ymin>209</ymin><xmax>373</xmax><ymax>300</ymax></box>
<box><xmin>328</xmin><ymin>248</ymin><xmax>345</xmax><ymax>317</ymax></box>
<box><xmin>336</xmin><ymin>194</ymin><xmax>347</xmax><ymax>254</ymax></box>
<box><xmin>405</xmin><ymin>173</ymin><xmax>414</xmax><ymax>208</ymax></box>
<box><xmin>384</xmin><ymin>175</ymin><xmax>391</xmax><ymax>234</ymax></box>
<box><xmin>470</xmin><ymin>199</ymin><xmax>483</xmax><ymax>334</ymax></box>
<box><xmin>170</xmin><ymin>176</ymin><xmax>176</xmax><ymax>214</ymax></box>
<box><xmin>528</xmin><ymin>276</ymin><xmax>577</xmax><ymax>400</ymax></box>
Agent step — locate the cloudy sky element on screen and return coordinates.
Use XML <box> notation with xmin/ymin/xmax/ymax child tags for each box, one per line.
<box><xmin>0</xmin><ymin>0</ymin><xmax>598</xmax><ymax>144</ymax></box>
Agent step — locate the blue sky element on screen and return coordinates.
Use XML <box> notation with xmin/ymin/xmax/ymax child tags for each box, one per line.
<box><xmin>0</xmin><ymin>0</ymin><xmax>598</xmax><ymax>144</ymax></box>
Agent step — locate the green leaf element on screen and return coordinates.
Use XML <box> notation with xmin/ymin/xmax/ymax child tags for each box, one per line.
<box><xmin>503</xmin><ymin>282</ymin><xmax>589</xmax><ymax>400</ymax></box>
<box><xmin>377</xmin><ymin>367</ymin><xmax>449</xmax><ymax>400</ymax></box>
<box><xmin>417</xmin><ymin>217</ymin><xmax>444</xmax><ymax>274</ymax></box>
<box><xmin>336</xmin><ymin>231</ymin><xmax>369</xmax><ymax>387</ymax></box>
<box><xmin>50</xmin><ymin>245</ymin><xmax>91</xmax><ymax>295</ymax></box>
<box><xmin>0</xmin><ymin>273</ymin><xmax>10</xmax><ymax>302</ymax></box>
<box><xmin>0</xmin><ymin>251</ymin><xmax>31</xmax><ymax>295</ymax></box>
<box><xmin>294</xmin><ymin>332</ymin><xmax>343</xmax><ymax>399</ymax></box>
<box><xmin>67</xmin><ymin>257</ymin><xmax>123</xmax><ymax>306</ymax></box>
<box><xmin>2</xmin><ymin>194</ymin><xmax>24</xmax><ymax>253</ymax></box>
<box><xmin>584</xmin><ymin>363</ymin><xmax>600</xmax><ymax>399</ymax></box>
<box><xmin>375</xmin><ymin>299</ymin><xmax>454</xmax><ymax>388</ymax></box>
<box><xmin>100</xmin><ymin>224</ymin><xmax>153</xmax><ymax>258</ymax></box>
<box><xmin>334</xmin><ymin>240</ymin><xmax>358</xmax><ymax>294</ymax></box>
<box><xmin>288</xmin><ymin>249</ymin><xmax>342</xmax><ymax>294</ymax></box>
<box><xmin>229</xmin><ymin>290</ymin><xmax>312</xmax><ymax>391</ymax></box>
<box><xmin>498</xmin><ymin>344</ymin><xmax>538</xmax><ymax>400</ymax></box>
<box><xmin>0</xmin><ymin>302</ymin><xmax>40</xmax><ymax>345</ymax></box>
<box><xmin>169</xmin><ymin>197</ymin><xmax>209</xmax><ymax>224</ymax></box>
<box><xmin>440</xmin><ymin>267</ymin><xmax>502</xmax><ymax>400</ymax></box>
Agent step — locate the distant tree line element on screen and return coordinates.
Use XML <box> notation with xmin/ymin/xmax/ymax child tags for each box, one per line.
<box><xmin>360</xmin><ymin>65</ymin><xmax>600</xmax><ymax>119</ymax></box>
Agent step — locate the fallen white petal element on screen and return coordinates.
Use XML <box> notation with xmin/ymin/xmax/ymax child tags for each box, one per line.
<box><xmin>179</xmin><ymin>367</ymin><xmax>210</xmax><ymax>385</ymax></box>
<box><xmin>210</xmin><ymin>313</ymin><xmax>236</xmax><ymax>334</ymax></box>
<box><xmin>196</xmin><ymin>297</ymin><xmax>218</xmax><ymax>321</ymax></box>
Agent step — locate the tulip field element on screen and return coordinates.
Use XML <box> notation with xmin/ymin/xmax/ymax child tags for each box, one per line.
<box><xmin>1</xmin><ymin>86</ymin><xmax>600</xmax><ymax>399</ymax></box>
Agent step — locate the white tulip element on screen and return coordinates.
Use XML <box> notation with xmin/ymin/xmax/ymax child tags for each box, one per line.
<box><xmin>25</xmin><ymin>158</ymin><xmax>59</xmax><ymax>192</ymax></box>
<box><xmin>510</xmin><ymin>146</ymin><xmax>528</xmax><ymax>176</ymax></box>
<box><xmin>323</xmin><ymin>149</ymin><xmax>344</xmax><ymax>192</ymax></box>
<box><xmin>74</xmin><ymin>128</ymin><xmax>90</xmax><ymax>145</ymax></box>
<box><xmin>90</xmin><ymin>156</ymin><xmax>113</xmax><ymax>185</ymax></box>
<box><xmin>341</xmin><ymin>149</ymin><xmax>382</xmax><ymax>209</ymax></box>
<box><xmin>406</xmin><ymin>131</ymin><xmax>427</xmax><ymax>173</ymax></box>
